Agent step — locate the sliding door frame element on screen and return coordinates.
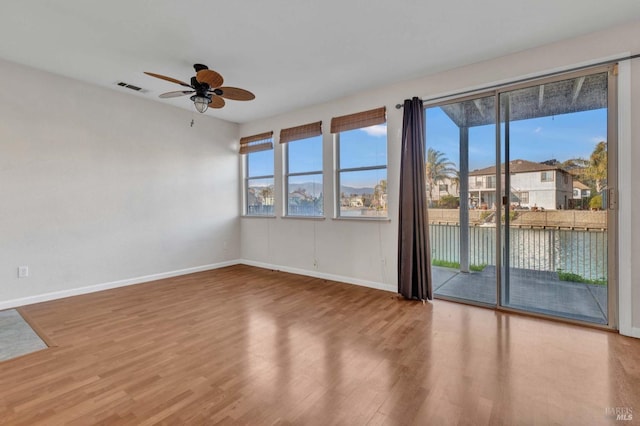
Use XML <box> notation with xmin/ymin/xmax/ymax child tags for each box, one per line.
<box><xmin>425</xmin><ymin>64</ymin><xmax>618</xmax><ymax>330</ymax></box>
<box><xmin>424</xmin><ymin>90</ymin><xmax>496</xmax><ymax>309</ymax></box>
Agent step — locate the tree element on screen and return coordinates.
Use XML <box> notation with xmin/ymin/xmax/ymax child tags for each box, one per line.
<box><xmin>561</xmin><ymin>158</ymin><xmax>590</xmax><ymax>171</ymax></box>
<box><xmin>378</xmin><ymin>179</ymin><xmax>387</xmax><ymax>193</ymax></box>
<box><xmin>425</xmin><ymin>148</ymin><xmax>457</xmax><ymax>204</ymax></box>
<box><xmin>437</xmin><ymin>195</ymin><xmax>459</xmax><ymax>209</ymax></box>
<box><xmin>585</xmin><ymin>141</ymin><xmax>607</xmax><ymax>193</ymax></box>
<box><xmin>259</xmin><ymin>186</ymin><xmax>273</xmax><ymax>205</ymax></box>
<box><xmin>314</xmin><ymin>192</ymin><xmax>324</xmax><ymax>215</ymax></box>
<box><xmin>373</xmin><ymin>179</ymin><xmax>387</xmax><ymax>209</ymax></box>
<box><xmin>590</xmin><ymin>194</ymin><xmax>603</xmax><ymax>210</ymax></box>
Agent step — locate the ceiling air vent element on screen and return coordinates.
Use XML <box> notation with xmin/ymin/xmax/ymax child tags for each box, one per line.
<box><xmin>115</xmin><ymin>82</ymin><xmax>146</xmax><ymax>93</ymax></box>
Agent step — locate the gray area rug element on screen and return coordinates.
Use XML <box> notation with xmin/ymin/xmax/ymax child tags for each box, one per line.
<box><xmin>0</xmin><ymin>309</ymin><xmax>48</xmax><ymax>362</ymax></box>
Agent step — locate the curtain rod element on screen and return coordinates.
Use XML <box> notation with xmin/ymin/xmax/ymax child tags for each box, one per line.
<box><xmin>395</xmin><ymin>53</ymin><xmax>640</xmax><ymax>109</ymax></box>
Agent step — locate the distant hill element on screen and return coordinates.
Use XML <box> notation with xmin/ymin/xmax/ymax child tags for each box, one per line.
<box><xmin>288</xmin><ymin>182</ymin><xmax>374</xmax><ymax>195</ymax></box>
<box><xmin>340</xmin><ymin>185</ymin><xmax>374</xmax><ymax>195</ymax></box>
<box><xmin>288</xmin><ymin>182</ymin><xmax>323</xmax><ymax>196</ymax></box>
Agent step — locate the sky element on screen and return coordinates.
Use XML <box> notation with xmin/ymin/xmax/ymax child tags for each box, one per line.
<box><xmin>247</xmin><ymin>103</ymin><xmax>607</xmax><ymax>188</ymax></box>
<box><xmin>426</xmin><ymin>106</ymin><xmax>607</xmax><ymax>171</ymax></box>
<box><xmin>247</xmin><ymin>126</ymin><xmax>388</xmax><ymax>188</ymax></box>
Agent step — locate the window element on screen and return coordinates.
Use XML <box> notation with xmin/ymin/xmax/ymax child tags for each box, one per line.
<box><xmin>564</xmin><ymin>173</ymin><xmax>569</xmax><ymax>184</ymax></box>
<box><xmin>332</xmin><ymin>107</ymin><xmax>387</xmax><ymax>218</ymax></box>
<box><xmin>541</xmin><ymin>171</ymin><xmax>554</xmax><ymax>182</ymax></box>
<box><xmin>573</xmin><ymin>189</ymin><xmax>580</xmax><ymax>198</ymax></box>
<box><xmin>281</xmin><ymin>121</ymin><xmax>323</xmax><ymax>217</ymax></box>
<box><xmin>241</xmin><ymin>132</ymin><xmax>274</xmax><ymax>216</ymax></box>
<box><xmin>512</xmin><ymin>191</ymin><xmax>529</xmax><ymax>204</ymax></box>
<box><xmin>439</xmin><ymin>184</ymin><xmax>448</xmax><ymax>192</ymax></box>
<box><xmin>487</xmin><ymin>175</ymin><xmax>496</xmax><ymax>189</ymax></box>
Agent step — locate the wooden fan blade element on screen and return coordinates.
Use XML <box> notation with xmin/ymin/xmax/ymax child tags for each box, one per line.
<box><xmin>196</xmin><ymin>69</ymin><xmax>224</xmax><ymax>88</ymax></box>
<box><xmin>159</xmin><ymin>90</ymin><xmax>195</xmax><ymax>99</ymax></box>
<box><xmin>144</xmin><ymin>72</ymin><xmax>192</xmax><ymax>88</ymax></box>
<box><xmin>208</xmin><ymin>96</ymin><xmax>225</xmax><ymax>109</ymax></box>
<box><xmin>217</xmin><ymin>86</ymin><xmax>255</xmax><ymax>101</ymax></box>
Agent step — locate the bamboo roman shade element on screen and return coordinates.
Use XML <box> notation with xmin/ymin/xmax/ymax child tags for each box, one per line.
<box><xmin>330</xmin><ymin>106</ymin><xmax>386</xmax><ymax>133</ymax></box>
<box><xmin>239</xmin><ymin>131</ymin><xmax>274</xmax><ymax>154</ymax></box>
<box><xmin>279</xmin><ymin>121</ymin><xmax>322</xmax><ymax>144</ymax></box>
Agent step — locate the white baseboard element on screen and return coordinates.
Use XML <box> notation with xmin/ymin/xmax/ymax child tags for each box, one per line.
<box><xmin>0</xmin><ymin>260</ymin><xmax>239</xmax><ymax>311</ymax></box>
<box><xmin>620</xmin><ymin>326</ymin><xmax>640</xmax><ymax>339</ymax></box>
<box><xmin>4</xmin><ymin>258</ymin><xmax>635</xmax><ymax>338</ymax></box>
<box><xmin>1</xmin><ymin>258</ymin><xmax>395</xmax><ymax>311</ymax></box>
<box><xmin>239</xmin><ymin>259</ymin><xmax>396</xmax><ymax>293</ymax></box>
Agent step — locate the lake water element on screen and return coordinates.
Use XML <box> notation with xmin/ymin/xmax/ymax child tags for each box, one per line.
<box><xmin>430</xmin><ymin>224</ymin><xmax>608</xmax><ymax>281</ymax></box>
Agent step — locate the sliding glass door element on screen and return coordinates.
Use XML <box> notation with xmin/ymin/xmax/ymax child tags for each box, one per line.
<box><xmin>426</xmin><ymin>95</ymin><xmax>497</xmax><ymax>306</ymax></box>
<box><xmin>499</xmin><ymin>69</ymin><xmax>614</xmax><ymax>324</ymax></box>
<box><xmin>426</xmin><ymin>66</ymin><xmax>617</xmax><ymax>327</ymax></box>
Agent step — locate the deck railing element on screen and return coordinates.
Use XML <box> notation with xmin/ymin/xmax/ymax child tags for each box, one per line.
<box><xmin>429</xmin><ymin>224</ymin><xmax>607</xmax><ymax>282</ymax></box>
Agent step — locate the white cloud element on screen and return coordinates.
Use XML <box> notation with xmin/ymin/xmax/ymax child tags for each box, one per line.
<box><xmin>360</xmin><ymin>124</ymin><xmax>387</xmax><ymax>137</ymax></box>
<box><xmin>534</xmin><ymin>127</ymin><xmax>542</xmax><ymax>133</ymax></box>
<box><xmin>591</xmin><ymin>136</ymin><xmax>607</xmax><ymax>143</ymax></box>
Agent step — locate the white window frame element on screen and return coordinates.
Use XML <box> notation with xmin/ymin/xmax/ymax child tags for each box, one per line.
<box><xmin>487</xmin><ymin>175</ymin><xmax>496</xmax><ymax>189</ymax></box>
<box><xmin>516</xmin><ymin>191</ymin><xmax>529</xmax><ymax>204</ymax></box>
<box><xmin>284</xmin><ymin>135</ymin><xmax>324</xmax><ymax>218</ymax></box>
<box><xmin>334</xmin><ymin>131</ymin><xmax>388</xmax><ymax>219</ymax></box>
<box><xmin>541</xmin><ymin>171</ymin><xmax>555</xmax><ymax>182</ymax></box>
<box><xmin>244</xmin><ymin>150</ymin><xmax>275</xmax><ymax>217</ymax></box>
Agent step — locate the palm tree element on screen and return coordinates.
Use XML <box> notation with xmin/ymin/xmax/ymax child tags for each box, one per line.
<box><xmin>586</xmin><ymin>141</ymin><xmax>607</xmax><ymax>193</ymax></box>
<box><xmin>373</xmin><ymin>179</ymin><xmax>387</xmax><ymax>209</ymax></box>
<box><xmin>425</xmin><ymin>148</ymin><xmax>457</xmax><ymax>205</ymax></box>
<box><xmin>259</xmin><ymin>186</ymin><xmax>273</xmax><ymax>205</ymax></box>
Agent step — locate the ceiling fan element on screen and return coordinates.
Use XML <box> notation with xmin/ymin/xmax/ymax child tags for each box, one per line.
<box><xmin>144</xmin><ymin>64</ymin><xmax>255</xmax><ymax>113</ymax></box>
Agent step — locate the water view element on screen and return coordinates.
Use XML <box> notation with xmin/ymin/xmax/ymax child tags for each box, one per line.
<box><xmin>430</xmin><ymin>223</ymin><xmax>607</xmax><ymax>283</ymax></box>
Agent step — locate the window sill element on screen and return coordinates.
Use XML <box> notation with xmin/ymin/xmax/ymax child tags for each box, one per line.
<box><xmin>332</xmin><ymin>216</ymin><xmax>391</xmax><ymax>222</ymax></box>
<box><xmin>242</xmin><ymin>215</ymin><xmax>276</xmax><ymax>219</ymax></box>
<box><xmin>282</xmin><ymin>216</ymin><xmax>326</xmax><ymax>221</ymax></box>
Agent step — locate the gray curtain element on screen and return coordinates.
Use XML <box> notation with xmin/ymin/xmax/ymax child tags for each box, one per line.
<box><xmin>398</xmin><ymin>97</ymin><xmax>432</xmax><ymax>300</ymax></box>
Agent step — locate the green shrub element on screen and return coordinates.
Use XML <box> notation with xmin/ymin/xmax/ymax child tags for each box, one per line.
<box><xmin>557</xmin><ymin>270</ymin><xmax>607</xmax><ymax>286</ymax></box>
<box><xmin>589</xmin><ymin>194</ymin><xmax>603</xmax><ymax>210</ymax></box>
<box><xmin>470</xmin><ymin>263</ymin><xmax>487</xmax><ymax>272</ymax></box>
<box><xmin>437</xmin><ymin>195</ymin><xmax>460</xmax><ymax>209</ymax></box>
<box><xmin>432</xmin><ymin>260</ymin><xmax>487</xmax><ymax>272</ymax></box>
<box><xmin>501</xmin><ymin>211</ymin><xmax>518</xmax><ymax>222</ymax></box>
<box><xmin>432</xmin><ymin>259</ymin><xmax>459</xmax><ymax>269</ymax></box>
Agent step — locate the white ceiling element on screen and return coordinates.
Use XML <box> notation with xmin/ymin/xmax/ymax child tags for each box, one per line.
<box><xmin>1</xmin><ymin>1</ymin><xmax>640</xmax><ymax>124</ymax></box>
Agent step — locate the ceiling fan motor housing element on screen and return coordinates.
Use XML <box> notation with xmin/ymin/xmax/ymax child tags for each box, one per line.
<box><xmin>190</xmin><ymin>76</ymin><xmax>210</xmax><ymax>96</ymax></box>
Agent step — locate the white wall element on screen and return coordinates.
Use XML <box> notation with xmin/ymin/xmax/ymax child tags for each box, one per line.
<box><xmin>240</xmin><ymin>19</ymin><xmax>640</xmax><ymax>336</ymax></box>
<box><xmin>510</xmin><ymin>171</ymin><xmax>559</xmax><ymax>209</ymax></box>
<box><xmin>0</xmin><ymin>58</ymin><xmax>240</xmax><ymax>308</ymax></box>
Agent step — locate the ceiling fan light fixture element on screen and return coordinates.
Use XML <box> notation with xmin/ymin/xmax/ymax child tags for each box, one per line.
<box><xmin>191</xmin><ymin>95</ymin><xmax>211</xmax><ymax>113</ymax></box>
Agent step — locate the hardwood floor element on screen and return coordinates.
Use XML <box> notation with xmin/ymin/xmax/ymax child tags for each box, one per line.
<box><xmin>1</xmin><ymin>265</ymin><xmax>639</xmax><ymax>425</ymax></box>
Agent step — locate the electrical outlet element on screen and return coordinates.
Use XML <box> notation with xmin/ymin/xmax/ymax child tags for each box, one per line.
<box><xmin>313</xmin><ymin>259</ymin><xmax>318</xmax><ymax>270</ymax></box>
<box><xmin>223</xmin><ymin>241</ymin><xmax>228</xmax><ymax>251</ymax></box>
<box><xmin>18</xmin><ymin>266</ymin><xmax>29</xmax><ymax>278</ymax></box>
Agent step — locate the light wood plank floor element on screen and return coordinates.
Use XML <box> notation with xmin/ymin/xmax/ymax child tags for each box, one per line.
<box><xmin>1</xmin><ymin>265</ymin><xmax>639</xmax><ymax>425</ymax></box>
